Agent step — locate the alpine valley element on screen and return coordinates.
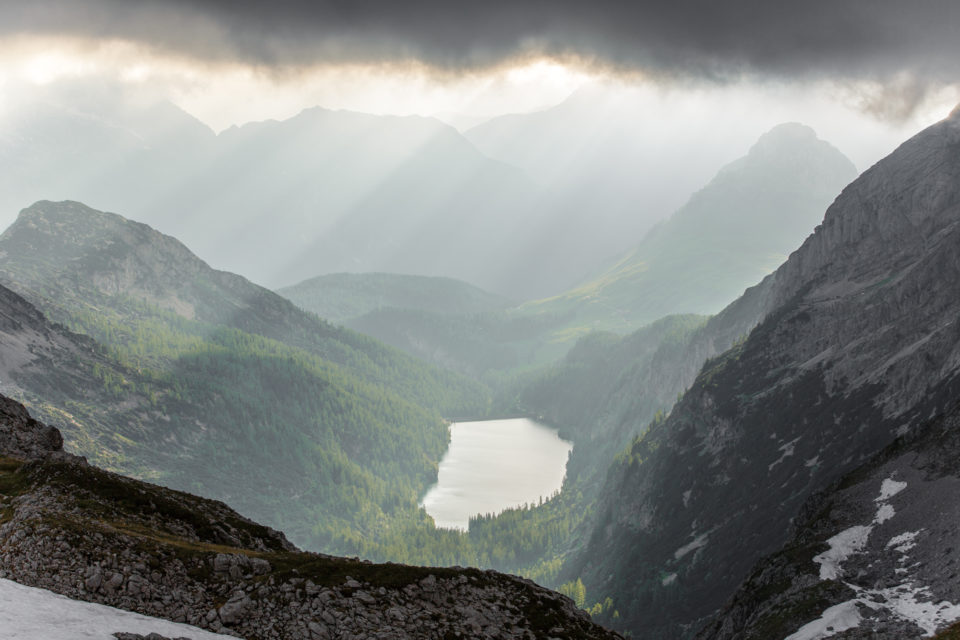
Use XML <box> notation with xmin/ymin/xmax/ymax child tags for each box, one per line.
<box><xmin>0</xmin><ymin>28</ymin><xmax>959</xmax><ymax>640</ymax></box>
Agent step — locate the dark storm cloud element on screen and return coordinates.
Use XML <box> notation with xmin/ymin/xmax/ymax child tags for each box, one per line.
<box><xmin>3</xmin><ymin>0</ymin><xmax>960</xmax><ymax>81</ymax></box>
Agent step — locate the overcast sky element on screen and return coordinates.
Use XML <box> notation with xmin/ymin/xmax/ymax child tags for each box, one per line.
<box><xmin>0</xmin><ymin>1</ymin><xmax>957</xmax><ymax>145</ymax></box>
<box><xmin>3</xmin><ymin>1</ymin><xmax>960</xmax><ymax>79</ymax></box>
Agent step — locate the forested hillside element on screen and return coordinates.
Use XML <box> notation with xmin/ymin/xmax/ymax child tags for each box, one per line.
<box><xmin>0</xmin><ymin>200</ymin><xmax>492</xmax><ymax>557</ymax></box>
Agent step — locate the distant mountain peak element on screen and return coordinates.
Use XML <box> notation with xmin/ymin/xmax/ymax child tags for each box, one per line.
<box><xmin>760</xmin><ymin>121</ymin><xmax>817</xmax><ymax>139</ymax></box>
<box><xmin>747</xmin><ymin>122</ymin><xmax>830</xmax><ymax>158</ymax></box>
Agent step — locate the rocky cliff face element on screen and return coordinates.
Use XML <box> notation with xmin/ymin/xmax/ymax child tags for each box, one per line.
<box><xmin>0</xmin><ymin>393</ymin><xmax>63</xmax><ymax>460</ymax></box>
<box><xmin>0</xmin><ymin>393</ymin><xmax>621</xmax><ymax>640</ymax></box>
<box><xmin>570</xmin><ymin>108</ymin><xmax>960</xmax><ymax>638</ymax></box>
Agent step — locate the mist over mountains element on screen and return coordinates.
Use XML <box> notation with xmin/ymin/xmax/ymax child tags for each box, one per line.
<box><xmin>0</xmin><ymin>83</ymin><xmax>889</xmax><ymax>303</ymax></box>
<box><xmin>1</xmin><ymin>87</ymin><xmax>711</xmax><ymax>300</ymax></box>
<box><xmin>0</xmin><ymin>96</ymin><xmax>541</xmax><ymax>297</ymax></box>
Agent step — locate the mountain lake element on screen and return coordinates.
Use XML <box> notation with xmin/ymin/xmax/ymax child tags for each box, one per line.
<box><xmin>420</xmin><ymin>418</ymin><xmax>573</xmax><ymax>531</ymax></box>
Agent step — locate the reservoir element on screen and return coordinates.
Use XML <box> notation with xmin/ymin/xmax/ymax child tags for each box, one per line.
<box><xmin>420</xmin><ymin>418</ymin><xmax>573</xmax><ymax>531</ymax></box>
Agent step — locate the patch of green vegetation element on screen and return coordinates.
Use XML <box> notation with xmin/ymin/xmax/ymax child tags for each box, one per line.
<box><xmin>40</xmin><ymin>460</ymin><xmax>288</xmax><ymax>551</ymax></box>
<box><xmin>0</xmin><ymin>456</ymin><xmax>31</xmax><ymax>498</ymax></box>
<box><xmin>934</xmin><ymin>621</ymin><xmax>960</xmax><ymax>639</ymax></box>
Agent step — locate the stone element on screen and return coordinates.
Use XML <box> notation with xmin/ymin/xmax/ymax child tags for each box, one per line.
<box><xmin>219</xmin><ymin>591</ymin><xmax>253</xmax><ymax>625</ymax></box>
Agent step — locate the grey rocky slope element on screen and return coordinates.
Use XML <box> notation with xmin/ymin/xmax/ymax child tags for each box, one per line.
<box><xmin>0</xmin><ymin>392</ymin><xmax>621</xmax><ymax>640</ymax></box>
<box><xmin>566</xmin><ymin>106</ymin><xmax>960</xmax><ymax>638</ymax></box>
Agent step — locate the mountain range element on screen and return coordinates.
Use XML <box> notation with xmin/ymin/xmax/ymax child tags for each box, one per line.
<box><xmin>3</xmin><ymin>91</ymin><xmax>720</xmax><ymax>300</ymax></box>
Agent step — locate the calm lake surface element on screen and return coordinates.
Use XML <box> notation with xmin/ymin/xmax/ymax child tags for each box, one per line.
<box><xmin>420</xmin><ymin>418</ymin><xmax>573</xmax><ymax>531</ymax></box>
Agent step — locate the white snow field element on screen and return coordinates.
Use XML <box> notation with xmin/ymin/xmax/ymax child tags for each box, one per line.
<box><xmin>0</xmin><ymin>578</ymin><xmax>240</xmax><ymax>640</ymax></box>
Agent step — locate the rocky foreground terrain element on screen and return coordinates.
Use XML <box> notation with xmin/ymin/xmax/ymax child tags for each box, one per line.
<box><xmin>0</xmin><ymin>393</ymin><xmax>620</xmax><ymax>640</ymax></box>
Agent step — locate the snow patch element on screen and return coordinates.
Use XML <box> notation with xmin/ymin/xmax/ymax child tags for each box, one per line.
<box><xmin>768</xmin><ymin>437</ymin><xmax>801</xmax><ymax>472</ymax></box>
<box><xmin>887</xmin><ymin>530</ymin><xmax>921</xmax><ymax>553</ymax></box>
<box><xmin>789</xmin><ymin>585</ymin><xmax>960</xmax><ymax>640</ymax></box>
<box><xmin>875</xmin><ymin>504</ymin><xmax>896</xmax><ymax>524</ymax></box>
<box><xmin>682</xmin><ymin>489</ymin><xmax>692</xmax><ymax>508</ymax></box>
<box><xmin>877</xmin><ymin>478</ymin><xmax>908</xmax><ymax>502</ymax></box>
<box><xmin>805</xmin><ymin>455</ymin><xmax>820</xmax><ymax>468</ymax></box>
<box><xmin>674</xmin><ymin>532</ymin><xmax>709</xmax><ymax>560</ymax></box>
<box><xmin>661</xmin><ymin>573</ymin><xmax>677</xmax><ymax>586</ymax></box>
<box><xmin>799</xmin><ymin>474</ymin><xmax>960</xmax><ymax>636</ymax></box>
<box><xmin>0</xmin><ymin>578</ymin><xmax>238</xmax><ymax>639</ymax></box>
<box><xmin>812</xmin><ymin>478</ymin><xmax>907</xmax><ymax>581</ymax></box>
<box><xmin>861</xmin><ymin>583</ymin><xmax>960</xmax><ymax>636</ymax></box>
<box><xmin>814</xmin><ymin>526</ymin><xmax>872</xmax><ymax>580</ymax></box>
<box><xmin>784</xmin><ymin>600</ymin><xmax>863</xmax><ymax>640</ymax></box>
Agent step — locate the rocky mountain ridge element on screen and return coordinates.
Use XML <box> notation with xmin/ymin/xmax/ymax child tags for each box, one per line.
<box><xmin>0</xmin><ymin>392</ymin><xmax>620</xmax><ymax>639</ymax></box>
<box><xmin>569</xmin><ymin>107</ymin><xmax>960</xmax><ymax>637</ymax></box>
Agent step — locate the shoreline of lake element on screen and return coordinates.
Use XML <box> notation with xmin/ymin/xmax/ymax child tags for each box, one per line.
<box><xmin>420</xmin><ymin>418</ymin><xmax>573</xmax><ymax>531</ymax></box>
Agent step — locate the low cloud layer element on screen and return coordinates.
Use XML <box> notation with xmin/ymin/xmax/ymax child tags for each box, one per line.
<box><xmin>3</xmin><ymin>0</ymin><xmax>959</xmax><ymax>84</ymax></box>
